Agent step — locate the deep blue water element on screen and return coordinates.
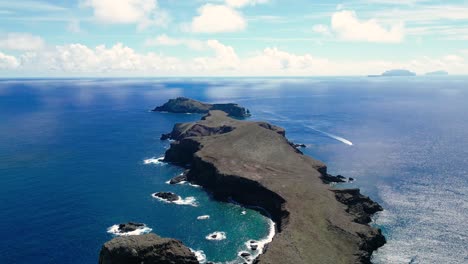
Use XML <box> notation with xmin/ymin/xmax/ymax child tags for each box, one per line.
<box><xmin>0</xmin><ymin>77</ymin><xmax>467</xmax><ymax>264</ymax></box>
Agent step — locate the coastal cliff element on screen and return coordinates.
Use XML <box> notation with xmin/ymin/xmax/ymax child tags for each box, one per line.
<box><xmin>162</xmin><ymin>109</ymin><xmax>385</xmax><ymax>263</ymax></box>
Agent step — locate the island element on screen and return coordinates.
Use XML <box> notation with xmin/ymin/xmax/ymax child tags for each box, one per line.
<box><xmin>100</xmin><ymin>98</ymin><xmax>385</xmax><ymax>264</ymax></box>
<box><xmin>369</xmin><ymin>69</ymin><xmax>416</xmax><ymax>77</ymax></box>
<box><xmin>153</xmin><ymin>97</ymin><xmax>251</xmax><ymax>118</ymax></box>
<box><xmin>426</xmin><ymin>70</ymin><xmax>448</xmax><ymax>76</ymax></box>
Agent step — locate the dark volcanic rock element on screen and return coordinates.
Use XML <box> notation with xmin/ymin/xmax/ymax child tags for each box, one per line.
<box><xmin>333</xmin><ymin>189</ymin><xmax>383</xmax><ymax>224</ymax></box>
<box><xmin>153</xmin><ymin>97</ymin><xmax>251</xmax><ymax>118</ymax></box>
<box><xmin>321</xmin><ymin>174</ymin><xmax>348</xmax><ymax>184</ymax></box>
<box><xmin>99</xmin><ymin>233</ymin><xmax>198</xmax><ymax>264</ymax></box>
<box><xmin>169</xmin><ymin>172</ymin><xmax>188</xmax><ymax>184</ymax></box>
<box><xmin>153</xmin><ymin>192</ymin><xmax>179</xmax><ymax>202</ymax></box>
<box><xmin>292</xmin><ymin>143</ymin><xmax>307</xmax><ymax>148</ymax></box>
<box><xmin>240</xmin><ymin>252</ymin><xmax>251</xmax><ymax>258</ymax></box>
<box><xmin>160</xmin><ymin>133</ymin><xmax>171</xmax><ymax>140</ymax></box>
<box><xmin>117</xmin><ymin>222</ymin><xmax>145</xmax><ymax>233</ymax></box>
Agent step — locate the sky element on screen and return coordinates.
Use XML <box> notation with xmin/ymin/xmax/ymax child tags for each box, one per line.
<box><xmin>0</xmin><ymin>0</ymin><xmax>467</xmax><ymax>76</ymax></box>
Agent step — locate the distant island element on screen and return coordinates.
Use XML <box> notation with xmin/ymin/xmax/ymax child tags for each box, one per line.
<box><xmin>369</xmin><ymin>69</ymin><xmax>416</xmax><ymax>77</ymax></box>
<box><xmin>100</xmin><ymin>98</ymin><xmax>385</xmax><ymax>264</ymax></box>
<box><xmin>426</xmin><ymin>70</ymin><xmax>449</xmax><ymax>76</ymax></box>
<box><xmin>153</xmin><ymin>97</ymin><xmax>251</xmax><ymax>118</ymax></box>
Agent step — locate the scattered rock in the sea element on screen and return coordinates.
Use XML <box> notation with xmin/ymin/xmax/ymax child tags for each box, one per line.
<box><xmin>169</xmin><ymin>172</ymin><xmax>188</xmax><ymax>184</ymax></box>
<box><xmin>205</xmin><ymin>231</ymin><xmax>226</xmax><ymax>241</ymax></box>
<box><xmin>107</xmin><ymin>223</ymin><xmax>152</xmax><ymax>236</ymax></box>
<box><xmin>117</xmin><ymin>222</ymin><xmax>145</xmax><ymax>233</ymax></box>
<box><xmin>248</xmin><ymin>240</ymin><xmax>259</xmax><ymax>250</ymax></box>
<box><xmin>349</xmin><ymin>177</ymin><xmax>355</xmax><ymax>182</ymax></box>
<box><xmin>99</xmin><ymin>233</ymin><xmax>198</xmax><ymax>264</ymax></box>
<box><xmin>152</xmin><ymin>192</ymin><xmax>179</xmax><ymax>202</ymax></box>
<box><xmin>240</xmin><ymin>251</ymin><xmax>251</xmax><ymax>258</ymax></box>
<box><xmin>153</xmin><ymin>97</ymin><xmax>251</xmax><ymax>118</ymax></box>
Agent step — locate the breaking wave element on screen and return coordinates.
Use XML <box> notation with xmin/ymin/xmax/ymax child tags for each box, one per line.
<box><xmin>143</xmin><ymin>156</ymin><xmax>165</xmax><ymax>165</ymax></box>
<box><xmin>106</xmin><ymin>224</ymin><xmax>152</xmax><ymax>236</ymax></box>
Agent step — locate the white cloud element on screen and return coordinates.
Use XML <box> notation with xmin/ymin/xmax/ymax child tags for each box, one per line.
<box><xmin>144</xmin><ymin>35</ymin><xmax>206</xmax><ymax>50</ymax></box>
<box><xmin>194</xmin><ymin>40</ymin><xmax>240</xmax><ymax>70</ymax></box>
<box><xmin>0</xmin><ymin>33</ymin><xmax>45</xmax><ymax>51</ymax></box>
<box><xmin>82</xmin><ymin>0</ymin><xmax>168</xmax><ymax>29</ymax></box>
<box><xmin>0</xmin><ymin>52</ymin><xmax>19</xmax><ymax>69</ymax></box>
<box><xmin>312</xmin><ymin>24</ymin><xmax>331</xmax><ymax>36</ymax></box>
<box><xmin>191</xmin><ymin>4</ymin><xmax>246</xmax><ymax>33</ymax></box>
<box><xmin>3</xmin><ymin>42</ymin><xmax>468</xmax><ymax>76</ymax></box>
<box><xmin>226</xmin><ymin>0</ymin><xmax>269</xmax><ymax>8</ymax></box>
<box><xmin>331</xmin><ymin>10</ymin><xmax>405</xmax><ymax>43</ymax></box>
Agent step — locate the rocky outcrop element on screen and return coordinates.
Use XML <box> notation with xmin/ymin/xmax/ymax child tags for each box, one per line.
<box><xmin>161</xmin><ymin>108</ymin><xmax>385</xmax><ymax>264</ymax></box>
<box><xmin>116</xmin><ymin>222</ymin><xmax>146</xmax><ymax>233</ymax></box>
<box><xmin>321</xmin><ymin>174</ymin><xmax>348</xmax><ymax>184</ymax></box>
<box><xmin>168</xmin><ymin>172</ymin><xmax>188</xmax><ymax>184</ymax></box>
<box><xmin>152</xmin><ymin>192</ymin><xmax>179</xmax><ymax>202</ymax></box>
<box><xmin>153</xmin><ymin>97</ymin><xmax>251</xmax><ymax>118</ymax></box>
<box><xmin>332</xmin><ymin>189</ymin><xmax>383</xmax><ymax>224</ymax></box>
<box><xmin>99</xmin><ymin>234</ymin><xmax>198</xmax><ymax>264</ymax></box>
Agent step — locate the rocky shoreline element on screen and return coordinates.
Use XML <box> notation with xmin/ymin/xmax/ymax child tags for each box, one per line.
<box><xmin>99</xmin><ymin>99</ymin><xmax>385</xmax><ymax>264</ymax></box>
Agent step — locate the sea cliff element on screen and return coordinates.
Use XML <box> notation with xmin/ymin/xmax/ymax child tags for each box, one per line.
<box><xmin>100</xmin><ymin>99</ymin><xmax>385</xmax><ymax>264</ymax></box>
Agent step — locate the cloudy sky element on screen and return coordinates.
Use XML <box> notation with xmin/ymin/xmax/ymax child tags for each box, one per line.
<box><xmin>0</xmin><ymin>0</ymin><xmax>467</xmax><ymax>76</ymax></box>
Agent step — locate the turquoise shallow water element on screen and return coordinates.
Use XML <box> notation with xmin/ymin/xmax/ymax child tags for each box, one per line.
<box><xmin>1</xmin><ymin>77</ymin><xmax>467</xmax><ymax>263</ymax></box>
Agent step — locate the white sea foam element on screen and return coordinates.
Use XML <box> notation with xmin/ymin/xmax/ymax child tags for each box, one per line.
<box><xmin>242</xmin><ymin>218</ymin><xmax>276</xmax><ymax>263</ymax></box>
<box><xmin>306</xmin><ymin>126</ymin><xmax>353</xmax><ymax>146</ymax></box>
<box><xmin>173</xmin><ymin>196</ymin><xmax>198</xmax><ymax>206</ymax></box>
<box><xmin>205</xmin><ymin>231</ymin><xmax>227</xmax><ymax>241</ymax></box>
<box><xmin>151</xmin><ymin>193</ymin><xmax>198</xmax><ymax>207</ymax></box>
<box><xmin>197</xmin><ymin>215</ymin><xmax>210</xmax><ymax>220</ymax></box>
<box><xmin>241</xmin><ymin>210</ymin><xmax>247</xmax><ymax>215</ymax></box>
<box><xmin>143</xmin><ymin>156</ymin><xmax>165</xmax><ymax>165</ymax></box>
<box><xmin>189</xmin><ymin>249</ymin><xmax>206</xmax><ymax>263</ymax></box>
<box><xmin>107</xmin><ymin>224</ymin><xmax>152</xmax><ymax>236</ymax></box>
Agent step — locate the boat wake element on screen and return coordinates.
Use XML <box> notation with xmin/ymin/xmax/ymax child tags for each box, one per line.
<box><xmin>306</xmin><ymin>126</ymin><xmax>353</xmax><ymax>146</ymax></box>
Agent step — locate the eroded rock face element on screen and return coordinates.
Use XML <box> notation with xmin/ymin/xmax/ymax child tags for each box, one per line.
<box><xmin>333</xmin><ymin>189</ymin><xmax>383</xmax><ymax>224</ymax></box>
<box><xmin>99</xmin><ymin>234</ymin><xmax>198</xmax><ymax>264</ymax></box>
<box><xmin>153</xmin><ymin>97</ymin><xmax>251</xmax><ymax>118</ymax></box>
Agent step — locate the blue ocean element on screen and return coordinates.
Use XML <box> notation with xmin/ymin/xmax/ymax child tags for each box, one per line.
<box><xmin>0</xmin><ymin>77</ymin><xmax>467</xmax><ymax>264</ymax></box>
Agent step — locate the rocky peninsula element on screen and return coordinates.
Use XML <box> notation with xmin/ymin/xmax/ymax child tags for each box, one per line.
<box><xmin>100</xmin><ymin>98</ymin><xmax>385</xmax><ymax>264</ymax></box>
